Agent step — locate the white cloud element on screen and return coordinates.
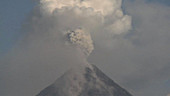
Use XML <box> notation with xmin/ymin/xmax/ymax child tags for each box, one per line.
<box><xmin>40</xmin><ymin>0</ymin><xmax>121</xmax><ymax>16</ymax></box>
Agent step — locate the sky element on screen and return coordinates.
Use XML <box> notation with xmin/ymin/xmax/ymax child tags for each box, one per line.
<box><xmin>0</xmin><ymin>0</ymin><xmax>35</xmax><ymax>56</ymax></box>
<box><xmin>0</xmin><ymin>0</ymin><xmax>170</xmax><ymax>96</ymax></box>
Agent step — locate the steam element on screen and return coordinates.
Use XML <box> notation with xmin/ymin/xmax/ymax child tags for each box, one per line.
<box><xmin>0</xmin><ymin>0</ymin><xmax>132</xmax><ymax>96</ymax></box>
<box><xmin>1</xmin><ymin>0</ymin><xmax>170</xmax><ymax>96</ymax></box>
<box><xmin>38</xmin><ymin>0</ymin><xmax>132</xmax><ymax>56</ymax></box>
<box><xmin>40</xmin><ymin>0</ymin><xmax>121</xmax><ymax>16</ymax></box>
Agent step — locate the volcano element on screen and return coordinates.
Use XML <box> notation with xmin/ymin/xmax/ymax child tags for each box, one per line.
<box><xmin>36</xmin><ymin>64</ymin><xmax>133</xmax><ymax>96</ymax></box>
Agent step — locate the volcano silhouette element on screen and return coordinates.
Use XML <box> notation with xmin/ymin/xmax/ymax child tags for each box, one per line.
<box><xmin>36</xmin><ymin>64</ymin><xmax>133</xmax><ymax>96</ymax></box>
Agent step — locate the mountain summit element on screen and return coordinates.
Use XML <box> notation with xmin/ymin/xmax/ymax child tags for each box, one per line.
<box><xmin>36</xmin><ymin>64</ymin><xmax>133</xmax><ymax>96</ymax></box>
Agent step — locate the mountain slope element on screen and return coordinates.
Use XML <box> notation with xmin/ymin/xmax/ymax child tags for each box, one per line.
<box><xmin>36</xmin><ymin>64</ymin><xmax>133</xmax><ymax>96</ymax></box>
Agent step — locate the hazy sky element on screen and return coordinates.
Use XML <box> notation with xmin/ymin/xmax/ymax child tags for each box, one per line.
<box><xmin>0</xmin><ymin>0</ymin><xmax>170</xmax><ymax>96</ymax></box>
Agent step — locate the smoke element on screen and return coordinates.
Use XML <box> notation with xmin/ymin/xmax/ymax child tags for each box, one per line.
<box><xmin>66</xmin><ymin>28</ymin><xmax>94</xmax><ymax>56</ymax></box>
<box><xmin>0</xmin><ymin>0</ymin><xmax>131</xmax><ymax>96</ymax></box>
<box><xmin>38</xmin><ymin>0</ymin><xmax>131</xmax><ymax>54</ymax></box>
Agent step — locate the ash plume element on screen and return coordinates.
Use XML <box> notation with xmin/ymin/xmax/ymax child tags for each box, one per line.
<box><xmin>66</xmin><ymin>28</ymin><xmax>94</xmax><ymax>56</ymax></box>
<box><xmin>38</xmin><ymin>0</ymin><xmax>132</xmax><ymax>56</ymax></box>
<box><xmin>0</xmin><ymin>0</ymin><xmax>132</xmax><ymax>96</ymax></box>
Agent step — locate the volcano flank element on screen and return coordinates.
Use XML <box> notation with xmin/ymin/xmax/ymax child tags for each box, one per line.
<box><xmin>36</xmin><ymin>64</ymin><xmax>133</xmax><ymax>96</ymax></box>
